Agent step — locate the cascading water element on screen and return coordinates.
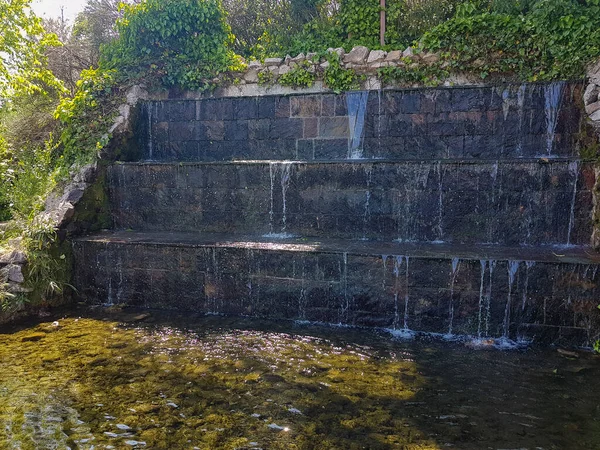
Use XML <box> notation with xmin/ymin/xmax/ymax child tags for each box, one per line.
<box><xmin>516</xmin><ymin>84</ymin><xmax>527</xmax><ymax>155</ymax></box>
<box><xmin>362</xmin><ymin>166</ymin><xmax>373</xmax><ymax>240</ymax></box>
<box><xmin>567</xmin><ymin>161</ymin><xmax>579</xmax><ymax>246</ymax></box>
<box><xmin>544</xmin><ymin>82</ymin><xmax>565</xmax><ymax>156</ymax></box>
<box><xmin>346</xmin><ymin>91</ymin><xmax>369</xmax><ymax>159</ymax></box>
<box><xmin>447</xmin><ymin>258</ymin><xmax>461</xmax><ymax>336</ymax></box>
<box><xmin>477</xmin><ymin>260</ymin><xmax>487</xmax><ymax>337</ymax></box>
<box><xmin>484</xmin><ymin>260</ymin><xmax>497</xmax><ymax>337</ymax></box>
<box><xmin>403</xmin><ymin>257</ymin><xmax>410</xmax><ymax>330</ymax></box>
<box><xmin>503</xmin><ymin>261</ymin><xmax>520</xmax><ymax>338</ymax></box>
<box><xmin>522</xmin><ymin>261</ymin><xmax>535</xmax><ymax>311</ymax></box>
<box><xmin>436</xmin><ymin>162</ymin><xmax>444</xmax><ymax>242</ymax></box>
<box><xmin>266</xmin><ymin>162</ymin><xmax>294</xmax><ymax>238</ymax></box>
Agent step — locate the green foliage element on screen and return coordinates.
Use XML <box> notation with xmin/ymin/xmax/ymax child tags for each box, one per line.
<box><xmin>0</xmin><ymin>0</ymin><xmax>64</xmax><ymax>96</ymax></box>
<box><xmin>421</xmin><ymin>0</ymin><xmax>600</xmax><ymax>81</ymax></box>
<box><xmin>257</xmin><ymin>70</ymin><xmax>275</xmax><ymax>85</ymax></box>
<box><xmin>54</xmin><ymin>69</ymin><xmax>123</xmax><ymax>171</ymax></box>
<box><xmin>279</xmin><ymin>61</ymin><xmax>317</xmax><ymax>88</ymax></box>
<box><xmin>222</xmin><ymin>0</ymin><xmax>320</xmax><ymax>57</ymax></box>
<box><xmin>378</xmin><ymin>63</ymin><xmax>449</xmax><ymax>87</ymax></box>
<box><xmin>101</xmin><ymin>0</ymin><xmax>242</xmax><ymax>90</ymax></box>
<box><xmin>323</xmin><ymin>53</ymin><xmax>359</xmax><ymax>93</ymax></box>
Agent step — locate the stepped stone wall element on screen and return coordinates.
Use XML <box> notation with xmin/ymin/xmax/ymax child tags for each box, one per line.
<box><xmin>72</xmin><ymin>81</ymin><xmax>600</xmax><ymax>347</ymax></box>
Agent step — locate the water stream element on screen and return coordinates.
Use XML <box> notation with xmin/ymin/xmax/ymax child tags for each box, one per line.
<box><xmin>1</xmin><ymin>308</ymin><xmax>599</xmax><ymax>449</ymax></box>
<box><xmin>346</xmin><ymin>91</ymin><xmax>369</xmax><ymax>159</ymax></box>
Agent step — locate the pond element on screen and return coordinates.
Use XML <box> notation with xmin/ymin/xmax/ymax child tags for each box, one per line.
<box><xmin>0</xmin><ymin>307</ymin><xmax>598</xmax><ymax>449</ymax></box>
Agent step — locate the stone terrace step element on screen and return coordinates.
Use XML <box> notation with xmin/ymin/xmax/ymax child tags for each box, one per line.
<box><xmin>73</xmin><ymin>231</ymin><xmax>600</xmax><ymax>346</ymax></box>
<box><xmin>137</xmin><ymin>83</ymin><xmax>584</xmax><ymax>162</ymax></box>
<box><xmin>108</xmin><ymin>159</ymin><xmax>594</xmax><ymax>247</ymax></box>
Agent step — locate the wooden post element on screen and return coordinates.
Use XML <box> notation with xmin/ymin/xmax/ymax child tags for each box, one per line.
<box><xmin>380</xmin><ymin>0</ymin><xmax>386</xmax><ymax>47</ymax></box>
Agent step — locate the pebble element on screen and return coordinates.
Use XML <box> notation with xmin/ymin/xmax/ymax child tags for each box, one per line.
<box><xmin>124</xmin><ymin>440</ymin><xmax>146</xmax><ymax>446</ymax></box>
<box><xmin>166</xmin><ymin>402</ymin><xmax>178</xmax><ymax>408</ymax></box>
<box><xmin>288</xmin><ymin>407</ymin><xmax>302</xmax><ymax>415</ymax></box>
<box><xmin>104</xmin><ymin>432</ymin><xmax>119</xmax><ymax>438</ymax></box>
<box><xmin>117</xmin><ymin>424</ymin><xmax>132</xmax><ymax>430</ymax></box>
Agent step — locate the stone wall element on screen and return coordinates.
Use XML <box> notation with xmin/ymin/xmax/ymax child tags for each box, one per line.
<box><xmin>141</xmin><ymin>84</ymin><xmax>584</xmax><ymax>162</ymax></box>
<box><xmin>109</xmin><ymin>160</ymin><xmax>594</xmax><ymax>247</ymax></box>
<box><xmin>0</xmin><ymin>244</ymin><xmax>27</xmax><ymax>297</ymax></box>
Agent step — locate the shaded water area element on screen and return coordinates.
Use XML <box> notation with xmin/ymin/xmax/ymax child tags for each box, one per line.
<box><xmin>1</xmin><ymin>307</ymin><xmax>599</xmax><ymax>449</ymax></box>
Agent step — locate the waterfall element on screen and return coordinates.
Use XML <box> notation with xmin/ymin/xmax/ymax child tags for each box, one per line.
<box><xmin>447</xmin><ymin>258</ymin><xmax>461</xmax><ymax>336</ymax></box>
<box><xmin>477</xmin><ymin>260</ymin><xmax>487</xmax><ymax>337</ymax></box>
<box><xmin>502</xmin><ymin>88</ymin><xmax>511</xmax><ymax>121</ymax></box>
<box><xmin>567</xmin><ymin>161</ymin><xmax>579</xmax><ymax>246</ymax></box>
<box><xmin>147</xmin><ymin>103</ymin><xmax>154</xmax><ymax>160</ymax></box>
<box><xmin>522</xmin><ymin>261</ymin><xmax>535</xmax><ymax>311</ymax></box>
<box><xmin>393</xmin><ymin>256</ymin><xmax>402</xmax><ymax>330</ymax></box>
<box><xmin>403</xmin><ymin>256</ymin><xmax>410</xmax><ymax>330</ymax></box>
<box><xmin>485</xmin><ymin>260</ymin><xmax>497</xmax><ymax>337</ymax></box>
<box><xmin>362</xmin><ymin>166</ymin><xmax>373</xmax><ymax>240</ymax></box>
<box><xmin>436</xmin><ymin>162</ymin><xmax>444</xmax><ymax>242</ymax></box>
<box><xmin>544</xmin><ymin>81</ymin><xmax>565</xmax><ymax>156</ymax></box>
<box><xmin>266</xmin><ymin>162</ymin><xmax>294</xmax><ymax>238</ymax></box>
<box><xmin>347</xmin><ymin>91</ymin><xmax>369</xmax><ymax>159</ymax></box>
<box><xmin>516</xmin><ymin>84</ymin><xmax>526</xmax><ymax>155</ymax></box>
<box><xmin>339</xmin><ymin>252</ymin><xmax>349</xmax><ymax>324</ymax></box>
<box><xmin>503</xmin><ymin>261</ymin><xmax>520</xmax><ymax>338</ymax></box>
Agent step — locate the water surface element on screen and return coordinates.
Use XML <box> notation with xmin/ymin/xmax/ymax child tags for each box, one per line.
<box><xmin>0</xmin><ymin>307</ymin><xmax>598</xmax><ymax>449</ymax></box>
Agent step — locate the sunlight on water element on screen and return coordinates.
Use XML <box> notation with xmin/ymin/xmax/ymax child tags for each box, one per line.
<box><xmin>0</xmin><ymin>308</ymin><xmax>599</xmax><ymax>449</ymax></box>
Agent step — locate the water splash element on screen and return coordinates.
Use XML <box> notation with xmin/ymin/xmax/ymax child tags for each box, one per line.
<box><xmin>567</xmin><ymin>161</ymin><xmax>579</xmax><ymax>246</ymax></box>
<box><xmin>403</xmin><ymin>257</ymin><xmax>410</xmax><ymax>330</ymax></box>
<box><xmin>485</xmin><ymin>260</ymin><xmax>497</xmax><ymax>337</ymax></box>
<box><xmin>392</xmin><ymin>256</ymin><xmax>403</xmax><ymax>330</ymax></box>
<box><xmin>544</xmin><ymin>81</ymin><xmax>565</xmax><ymax>156</ymax></box>
<box><xmin>503</xmin><ymin>261</ymin><xmax>520</xmax><ymax>338</ymax></box>
<box><xmin>447</xmin><ymin>258</ymin><xmax>461</xmax><ymax>336</ymax></box>
<box><xmin>347</xmin><ymin>91</ymin><xmax>369</xmax><ymax>159</ymax></box>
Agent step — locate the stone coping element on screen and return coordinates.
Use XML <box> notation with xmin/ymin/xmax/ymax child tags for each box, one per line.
<box><xmin>77</xmin><ymin>231</ymin><xmax>600</xmax><ymax>265</ymax></box>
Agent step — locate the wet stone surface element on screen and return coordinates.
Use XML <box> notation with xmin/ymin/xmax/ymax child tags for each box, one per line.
<box><xmin>0</xmin><ymin>307</ymin><xmax>599</xmax><ymax>450</ymax></box>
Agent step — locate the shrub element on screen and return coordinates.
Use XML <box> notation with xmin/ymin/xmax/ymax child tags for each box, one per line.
<box><xmin>101</xmin><ymin>0</ymin><xmax>242</xmax><ymax>90</ymax></box>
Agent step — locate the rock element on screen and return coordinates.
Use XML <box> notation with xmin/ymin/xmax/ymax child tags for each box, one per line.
<box><xmin>584</xmin><ymin>83</ymin><xmax>600</xmax><ymax>105</ymax></box>
<box><xmin>588</xmin><ymin>60</ymin><xmax>600</xmax><ymax>85</ymax></box>
<box><xmin>343</xmin><ymin>46</ymin><xmax>370</xmax><ymax>64</ymax></box>
<box><xmin>284</xmin><ymin>54</ymin><xmax>292</xmax><ymax>64</ymax></box>
<box><xmin>370</xmin><ymin>62</ymin><xmax>389</xmax><ymax>69</ymax></box>
<box><xmin>125</xmin><ymin>85</ymin><xmax>148</xmax><ymax>105</ymax></box>
<box><xmin>421</xmin><ymin>52</ymin><xmax>440</xmax><ymax>64</ymax></box>
<box><xmin>291</xmin><ymin>53</ymin><xmax>306</xmax><ymax>63</ymax></box>
<box><xmin>61</xmin><ymin>187</ymin><xmax>86</xmax><ymax>204</ymax></box>
<box><xmin>472</xmin><ymin>58</ymin><xmax>485</xmax><ymax>68</ymax></box>
<box><xmin>0</xmin><ymin>250</ymin><xmax>27</xmax><ymax>265</ymax></box>
<box><xmin>327</xmin><ymin>47</ymin><xmax>345</xmax><ymax>57</ymax></box>
<box><xmin>586</xmin><ymin>101</ymin><xmax>600</xmax><ymax>116</ymax></box>
<box><xmin>320</xmin><ymin>61</ymin><xmax>330</xmax><ymax>69</ymax></box>
<box><xmin>365</xmin><ymin>76</ymin><xmax>382</xmax><ymax>90</ymax></box>
<box><xmin>367</xmin><ymin>50</ymin><xmax>387</xmax><ymax>64</ymax></box>
<box><xmin>73</xmin><ymin>163</ymin><xmax>97</xmax><ymax>184</ymax></box>
<box><xmin>385</xmin><ymin>50</ymin><xmax>402</xmax><ymax>62</ymax></box>
<box><xmin>590</xmin><ymin>109</ymin><xmax>600</xmax><ymax>121</ymax></box>
<box><xmin>402</xmin><ymin>47</ymin><xmax>415</xmax><ymax>58</ymax></box>
<box><xmin>279</xmin><ymin>65</ymin><xmax>291</xmax><ymax>75</ymax></box>
<box><xmin>248</xmin><ymin>60</ymin><xmax>262</xmax><ymax>69</ymax></box>
<box><xmin>264</xmin><ymin>57</ymin><xmax>283</xmax><ymax>67</ymax></box>
<box><xmin>244</xmin><ymin>69</ymin><xmax>259</xmax><ymax>83</ymax></box>
<box><xmin>7</xmin><ymin>265</ymin><xmax>24</xmax><ymax>283</ymax></box>
<box><xmin>306</xmin><ymin>52</ymin><xmax>317</xmax><ymax>61</ymax></box>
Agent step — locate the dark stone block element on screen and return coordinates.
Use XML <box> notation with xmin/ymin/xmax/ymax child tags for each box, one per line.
<box><xmin>291</xmin><ymin>96</ymin><xmax>321</xmax><ymax>117</ymax></box>
<box><xmin>257</xmin><ymin>96</ymin><xmax>276</xmax><ymax>119</ymax></box>
<box><xmin>304</xmin><ymin>118</ymin><xmax>319</xmax><ymax>139</ymax></box>
<box><xmin>275</xmin><ymin>96</ymin><xmax>291</xmax><ymax>118</ymax></box>
<box><xmin>321</xmin><ymin>95</ymin><xmax>335</xmax><ymax>116</ymax></box>
<box><xmin>314</xmin><ymin>139</ymin><xmax>348</xmax><ymax>160</ymax></box>
<box><xmin>319</xmin><ymin>117</ymin><xmax>350</xmax><ymax>139</ymax></box>
<box><xmin>270</xmin><ymin>118</ymin><xmax>303</xmax><ymax>139</ymax></box>
<box><xmin>234</xmin><ymin>97</ymin><xmax>258</xmax><ymax>120</ymax></box>
<box><xmin>224</xmin><ymin>120</ymin><xmax>249</xmax><ymax>141</ymax></box>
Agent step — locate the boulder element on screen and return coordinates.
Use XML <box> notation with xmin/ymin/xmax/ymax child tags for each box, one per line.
<box><xmin>320</xmin><ymin>61</ymin><xmax>330</xmax><ymax>69</ymax></box>
<box><xmin>402</xmin><ymin>47</ymin><xmax>415</xmax><ymax>58</ymax></box>
<box><xmin>584</xmin><ymin>83</ymin><xmax>599</xmax><ymax>105</ymax></box>
<box><xmin>385</xmin><ymin>50</ymin><xmax>402</xmax><ymax>62</ymax></box>
<box><xmin>264</xmin><ymin>57</ymin><xmax>283</xmax><ymax>67</ymax></box>
<box><xmin>367</xmin><ymin>50</ymin><xmax>387</xmax><ymax>64</ymax></box>
<box><xmin>343</xmin><ymin>46</ymin><xmax>370</xmax><ymax>64</ymax></box>
<box><xmin>291</xmin><ymin>53</ymin><xmax>306</xmax><ymax>63</ymax></box>
<box><xmin>585</xmin><ymin>101</ymin><xmax>600</xmax><ymax>116</ymax></box>
<box><xmin>248</xmin><ymin>60</ymin><xmax>262</xmax><ymax>69</ymax></box>
<box><xmin>588</xmin><ymin>60</ymin><xmax>600</xmax><ymax>85</ymax></box>
<box><xmin>244</xmin><ymin>69</ymin><xmax>259</xmax><ymax>83</ymax></box>
<box><xmin>279</xmin><ymin>65</ymin><xmax>291</xmax><ymax>75</ymax></box>
<box><xmin>7</xmin><ymin>265</ymin><xmax>24</xmax><ymax>284</ymax></box>
<box><xmin>421</xmin><ymin>52</ymin><xmax>440</xmax><ymax>64</ymax></box>
<box><xmin>590</xmin><ymin>109</ymin><xmax>600</xmax><ymax>122</ymax></box>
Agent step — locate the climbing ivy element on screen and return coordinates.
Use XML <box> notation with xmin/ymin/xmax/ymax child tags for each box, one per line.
<box><xmin>279</xmin><ymin>61</ymin><xmax>316</xmax><ymax>88</ymax></box>
<box><xmin>323</xmin><ymin>53</ymin><xmax>360</xmax><ymax>93</ymax></box>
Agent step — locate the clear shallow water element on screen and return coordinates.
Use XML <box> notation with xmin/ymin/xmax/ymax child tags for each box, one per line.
<box><xmin>0</xmin><ymin>308</ymin><xmax>599</xmax><ymax>450</ymax></box>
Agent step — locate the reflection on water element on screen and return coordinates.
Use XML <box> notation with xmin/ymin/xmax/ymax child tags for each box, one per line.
<box><xmin>0</xmin><ymin>307</ymin><xmax>599</xmax><ymax>449</ymax></box>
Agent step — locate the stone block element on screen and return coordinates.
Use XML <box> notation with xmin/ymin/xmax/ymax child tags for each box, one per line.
<box><xmin>385</xmin><ymin>50</ymin><xmax>402</xmax><ymax>62</ymax></box>
<box><xmin>367</xmin><ymin>50</ymin><xmax>386</xmax><ymax>64</ymax></box>
<box><xmin>343</xmin><ymin>46</ymin><xmax>370</xmax><ymax>64</ymax></box>
<box><xmin>583</xmin><ymin>83</ymin><xmax>599</xmax><ymax>105</ymax></box>
<box><xmin>585</xmin><ymin>101</ymin><xmax>600</xmax><ymax>116</ymax></box>
<box><xmin>264</xmin><ymin>57</ymin><xmax>283</xmax><ymax>67</ymax></box>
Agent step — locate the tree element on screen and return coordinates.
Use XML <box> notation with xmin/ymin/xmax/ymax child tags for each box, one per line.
<box><xmin>0</xmin><ymin>0</ymin><xmax>62</xmax><ymax>96</ymax></box>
